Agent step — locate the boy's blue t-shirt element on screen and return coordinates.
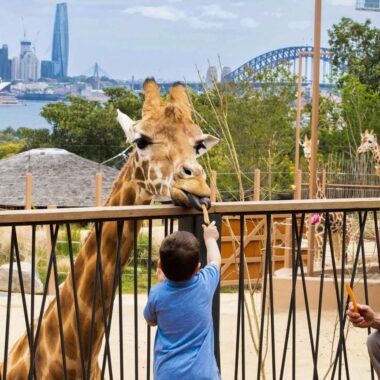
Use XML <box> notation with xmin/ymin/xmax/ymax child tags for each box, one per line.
<box><xmin>144</xmin><ymin>263</ymin><xmax>220</xmax><ymax>380</ymax></box>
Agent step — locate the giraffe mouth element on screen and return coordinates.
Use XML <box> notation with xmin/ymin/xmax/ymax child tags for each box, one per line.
<box><xmin>184</xmin><ymin>191</ymin><xmax>211</xmax><ymax>211</ymax></box>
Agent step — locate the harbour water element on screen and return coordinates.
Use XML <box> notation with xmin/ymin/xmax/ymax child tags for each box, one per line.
<box><xmin>0</xmin><ymin>101</ymin><xmax>52</xmax><ymax>130</ymax></box>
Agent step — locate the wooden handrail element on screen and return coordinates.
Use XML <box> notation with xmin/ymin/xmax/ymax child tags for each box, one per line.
<box><xmin>0</xmin><ymin>198</ymin><xmax>379</xmax><ymax>225</ymax></box>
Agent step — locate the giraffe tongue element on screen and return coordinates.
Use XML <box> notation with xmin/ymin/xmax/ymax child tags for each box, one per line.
<box><xmin>186</xmin><ymin>192</ymin><xmax>211</xmax><ymax>211</ymax></box>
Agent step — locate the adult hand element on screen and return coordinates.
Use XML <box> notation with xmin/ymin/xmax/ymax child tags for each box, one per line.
<box><xmin>202</xmin><ymin>221</ymin><xmax>219</xmax><ymax>242</ymax></box>
<box><xmin>347</xmin><ymin>303</ymin><xmax>375</xmax><ymax>328</ymax></box>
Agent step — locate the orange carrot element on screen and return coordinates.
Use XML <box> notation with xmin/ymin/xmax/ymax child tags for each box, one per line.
<box><xmin>201</xmin><ymin>203</ymin><xmax>210</xmax><ymax>226</ymax></box>
<box><xmin>345</xmin><ymin>284</ymin><xmax>358</xmax><ymax>313</ymax></box>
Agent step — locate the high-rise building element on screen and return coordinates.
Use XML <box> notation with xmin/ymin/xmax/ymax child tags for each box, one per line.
<box><xmin>52</xmin><ymin>3</ymin><xmax>69</xmax><ymax>78</ymax></box>
<box><xmin>41</xmin><ymin>60</ymin><xmax>60</xmax><ymax>79</ymax></box>
<box><xmin>0</xmin><ymin>44</ymin><xmax>11</xmax><ymax>81</ymax></box>
<box><xmin>11</xmin><ymin>57</ymin><xmax>21</xmax><ymax>81</ymax></box>
<box><xmin>206</xmin><ymin>66</ymin><xmax>218</xmax><ymax>88</ymax></box>
<box><xmin>221</xmin><ymin>66</ymin><xmax>232</xmax><ymax>83</ymax></box>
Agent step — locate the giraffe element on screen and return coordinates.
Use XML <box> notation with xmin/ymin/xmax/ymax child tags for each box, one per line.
<box><xmin>300</xmin><ymin>135</ymin><xmax>352</xmax><ymax>263</ymax></box>
<box><xmin>357</xmin><ymin>129</ymin><xmax>380</xmax><ymax>176</ymax></box>
<box><xmin>0</xmin><ymin>79</ymin><xmax>219</xmax><ymax>379</ymax></box>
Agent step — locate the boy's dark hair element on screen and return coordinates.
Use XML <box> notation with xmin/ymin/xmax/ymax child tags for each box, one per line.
<box><xmin>159</xmin><ymin>231</ymin><xmax>200</xmax><ymax>282</ymax></box>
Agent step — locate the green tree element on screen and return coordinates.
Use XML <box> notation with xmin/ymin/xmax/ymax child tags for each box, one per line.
<box><xmin>328</xmin><ymin>18</ymin><xmax>380</xmax><ymax>90</ymax></box>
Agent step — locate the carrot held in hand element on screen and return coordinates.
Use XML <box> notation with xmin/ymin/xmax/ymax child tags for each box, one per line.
<box><xmin>345</xmin><ymin>283</ymin><xmax>358</xmax><ymax>313</ymax></box>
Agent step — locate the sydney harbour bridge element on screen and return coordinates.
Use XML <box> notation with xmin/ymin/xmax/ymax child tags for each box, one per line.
<box><xmin>223</xmin><ymin>45</ymin><xmax>333</xmax><ymax>85</ymax></box>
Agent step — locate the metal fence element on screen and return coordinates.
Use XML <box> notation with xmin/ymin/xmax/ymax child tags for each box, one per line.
<box><xmin>0</xmin><ymin>199</ymin><xmax>379</xmax><ymax>379</ymax></box>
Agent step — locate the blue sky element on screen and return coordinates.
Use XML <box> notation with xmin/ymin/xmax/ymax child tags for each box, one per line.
<box><xmin>0</xmin><ymin>0</ymin><xmax>379</xmax><ymax>81</ymax></box>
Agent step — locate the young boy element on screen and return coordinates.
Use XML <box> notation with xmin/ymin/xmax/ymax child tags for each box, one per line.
<box><xmin>144</xmin><ymin>221</ymin><xmax>221</xmax><ymax>379</ymax></box>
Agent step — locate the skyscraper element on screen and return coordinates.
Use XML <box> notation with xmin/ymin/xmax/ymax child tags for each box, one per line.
<box><xmin>52</xmin><ymin>3</ymin><xmax>69</xmax><ymax>78</ymax></box>
<box><xmin>0</xmin><ymin>44</ymin><xmax>11</xmax><ymax>81</ymax></box>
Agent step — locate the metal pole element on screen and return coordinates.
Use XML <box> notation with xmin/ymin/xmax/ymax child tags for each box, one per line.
<box><xmin>309</xmin><ymin>0</ymin><xmax>322</xmax><ymax>199</ymax></box>
<box><xmin>294</xmin><ymin>53</ymin><xmax>303</xmax><ymax>193</ymax></box>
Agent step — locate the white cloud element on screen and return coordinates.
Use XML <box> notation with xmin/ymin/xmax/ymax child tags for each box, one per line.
<box><xmin>188</xmin><ymin>16</ymin><xmax>223</xmax><ymax>30</ymax></box>
<box><xmin>123</xmin><ymin>6</ymin><xmax>185</xmax><ymax>22</ymax></box>
<box><xmin>288</xmin><ymin>20</ymin><xmax>311</xmax><ymax>30</ymax></box>
<box><xmin>263</xmin><ymin>10</ymin><xmax>283</xmax><ymax>17</ymax></box>
<box><xmin>123</xmin><ymin>5</ymin><xmax>223</xmax><ymax>30</ymax></box>
<box><xmin>326</xmin><ymin>0</ymin><xmax>353</xmax><ymax>6</ymax></box>
<box><xmin>231</xmin><ymin>1</ymin><xmax>245</xmax><ymax>6</ymax></box>
<box><xmin>240</xmin><ymin>17</ymin><xmax>259</xmax><ymax>28</ymax></box>
<box><xmin>201</xmin><ymin>4</ymin><xmax>238</xmax><ymax>20</ymax></box>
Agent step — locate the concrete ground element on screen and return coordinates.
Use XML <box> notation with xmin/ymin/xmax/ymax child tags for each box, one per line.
<box><xmin>0</xmin><ymin>291</ymin><xmax>373</xmax><ymax>379</ymax></box>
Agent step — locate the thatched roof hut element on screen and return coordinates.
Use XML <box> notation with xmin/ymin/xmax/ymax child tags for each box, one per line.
<box><xmin>0</xmin><ymin>148</ymin><xmax>119</xmax><ymax>208</ymax></box>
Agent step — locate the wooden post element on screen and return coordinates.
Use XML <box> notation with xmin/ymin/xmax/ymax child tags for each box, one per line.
<box><xmin>45</xmin><ymin>205</ymin><xmax>57</xmax><ymax>295</ymax></box>
<box><xmin>307</xmin><ymin>224</ymin><xmax>315</xmax><ymax>276</ymax></box>
<box><xmin>95</xmin><ymin>173</ymin><xmax>103</xmax><ymax>206</ymax></box>
<box><xmin>309</xmin><ymin>0</ymin><xmax>322</xmax><ymax>199</ymax></box>
<box><xmin>322</xmin><ymin>168</ymin><xmax>327</xmax><ymax>196</ymax></box>
<box><xmin>210</xmin><ymin>170</ymin><xmax>217</xmax><ymax>202</ymax></box>
<box><xmin>253</xmin><ymin>169</ymin><xmax>261</xmax><ymax>201</ymax></box>
<box><xmin>294</xmin><ymin>52</ymin><xmax>303</xmax><ymax>191</ymax></box>
<box><xmin>25</xmin><ymin>173</ymin><xmax>32</xmax><ymax>210</ymax></box>
<box><xmin>294</xmin><ymin>169</ymin><xmax>302</xmax><ymax>200</ymax></box>
<box><xmin>284</xmin><ymin>218</ymin><xmax>292</xmax><ymax>268</ymax></box>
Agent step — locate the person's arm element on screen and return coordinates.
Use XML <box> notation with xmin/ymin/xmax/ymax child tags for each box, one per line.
<box><xmin>347</xmin><ymin>303</ymin><xmax>380</xmax><ymax>329</ymax></box>
<box><xmin>202</xmin><ymin>221</ymin><xmax>221</xmax><ymax>269</ymax></box>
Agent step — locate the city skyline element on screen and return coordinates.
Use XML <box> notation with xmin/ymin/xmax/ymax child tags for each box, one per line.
<box><xmin>0</xmin><ymin>0</ymin><xmax>379</xmax><ymax>81</ymax></box>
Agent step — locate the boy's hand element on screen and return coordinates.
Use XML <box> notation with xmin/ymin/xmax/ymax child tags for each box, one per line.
<box><xmin>347</xmin><ymin>302</ymin><xmax>375</xmax><ymax>328</ymax></box>
<box><xmin>202</xmin><ymin>221</ymin><xmax>219</xmax><ymax>242</ymax></box>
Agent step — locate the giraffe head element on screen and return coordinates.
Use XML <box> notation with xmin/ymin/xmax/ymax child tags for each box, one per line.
<box><xmin>117</xmin><ymin>78</ymin><xmax>219</xmax><ymax>210</ymax></box>
<box><xmin>357</xmin><ymin>130</ymin><xmax>378</xmax><ymax>154</ymax></box>
<box><xmin>300</xmin><ymin>135</ymin><xmax>311</xmax><ymax>160</ymax></box>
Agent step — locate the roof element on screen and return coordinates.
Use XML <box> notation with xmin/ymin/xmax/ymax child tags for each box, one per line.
<box><xmin>0</xmin><ymin>148</ymin><xmax>119</xmax><ymax>208</ymax></box>
<box><xmin>0</xmin><ymin>82</ymin><xmax>11</xmax><ymax>92</ymax></box>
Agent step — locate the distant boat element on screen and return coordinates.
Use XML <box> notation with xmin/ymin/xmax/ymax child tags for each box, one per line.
<box><xmin>16</xmin><ymin>93</ymin><xmax>65</xmax><ymax>101</ymax></box>
<box><xmin>0</xmin><ymin>92</ymin><xmax>21</xmax><ymax>106</ymax></box>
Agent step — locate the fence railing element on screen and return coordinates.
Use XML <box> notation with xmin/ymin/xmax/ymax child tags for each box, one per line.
<box><xmin>0</xmin><ymin>198</ymin><xmax>380</xmax><ymax>379</ymax></box>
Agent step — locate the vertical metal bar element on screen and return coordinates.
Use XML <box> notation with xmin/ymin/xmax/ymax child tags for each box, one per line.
<box><xmin>240</xmin><ymin>215</ymin><xmax>245</xmax><ymax>380</ymax></box>
<box><xmin>49</xmin><ymin>224</ymin><xmax>68</xmax><ymax>380</ymax></box>
<box><xmin>267</xmin><ymin>215</ymin><xmax>276</xmax><ymax>380</ymax></box>
<box><xmin>359</xmin><ymin>214</ymin><xmax>374</xmax><ymax>380</ymax></box>
<box><xmin>332</xmin><ymin>211</ymin><xmax>368</xmax><ymax>378</ymax></box>
<box><xmin>147</xmin><ymin>219</ymin><xmax>153</xmax><ymax>380</ymax></box>
<box><xmin>374</xmin><ymin>211</ymin><xmax>380</xmax><ymax>268</ymax></box>
<box><xmin>257</xmin><ymin>214</ymin><xmax>270</xmax><ymax>380</ymax></box>
<box><xmin>66</xmin><ymin>223</ymin><xmax>86</xmax><ymax>379</ymax></box>
<box><xmin>29</xmin><ymin>225</ymin><xmax>36</xmax><ymax>380</ymax></box>
<box><xmin>234</xmin><ymin>219</ymin><xmax>242</xmax><ymax>380</ymax></box>
<box><xmin>29</xmin><ymin>224</ymin><xmax>60</xmax><ymax>378</ymax></box>
<box><xmin>118</xmin><ymin>221</ymin><xmax>125</xmax><ymax>380</ymax></box>
<box><xmin>101</xmin><ymin>221</ymin><xmax>125</xmax><ymax>378</ymax></box>
<box><xmin>169</xmin><ymin>217</ymin><xmax>174</xmax><ymax>234</ymax></box>
<box><xmin>338</xmin><ymin>213</ymin><xmax>347</xmax><ymax>379</ymax></box>
<box><xmin>313</xmin><ymin>212</ymin><xmax>329</xmax><ymax>380</ymax></box>
<box><xmin>2</xmin><ymin>227</ymin><xmax>16</xmax><ymax>380</ymax></box>
<box><xmin>134</xmin><ymin>220</ymin><xmax>139</xmax><ymax>380</ymax></box>
<box><xmin>92</xmin><ymin>222</ymin><xmax>113</xmax><ymax>380</ymax></box>
<box><xmin>292</xmin><ymin>214</ymin><xmax>296</xmax><ymax>380</ymax></box>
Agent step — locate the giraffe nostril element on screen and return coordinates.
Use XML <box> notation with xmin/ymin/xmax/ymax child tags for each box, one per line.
<box><xmin>182</xmin><ymin>166</ymin><xmax>193</xmax><ymax>176</ymax></box>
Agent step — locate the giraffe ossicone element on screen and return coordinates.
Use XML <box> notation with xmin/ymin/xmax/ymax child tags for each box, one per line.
<box><xmin>0</xmin><ymin>78</ymin><xmax>219</xmax><ymax>380</ymax></box>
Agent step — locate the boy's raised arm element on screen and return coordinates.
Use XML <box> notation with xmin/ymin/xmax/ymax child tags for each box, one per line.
<box><xmin>202</xmin><ymin>221</ymin><xmax>221</xmax><ymax>269</ymax></box>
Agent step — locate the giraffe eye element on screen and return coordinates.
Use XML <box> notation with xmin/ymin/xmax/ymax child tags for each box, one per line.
<box><xmin>133</xmin><ymin>137</ymin><xmax>151</xmax><ymax>150</ymax></box>
<box><xmin>195</xmin><ymin>142</ymin><xmax>206</xmax><ymax>155</ymax></box>
<box><xmin>368</xmin><ymin>139</ymin><xmax>373</xmax><ymax>144</ymax></box>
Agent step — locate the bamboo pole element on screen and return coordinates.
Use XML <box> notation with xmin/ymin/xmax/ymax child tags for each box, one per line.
<box><xmin>95</xmin><ymin>173</ymin><xmax>103</xmax><ymax>206</ymax></box>
<box><xmin>253</xmin><ymin>169</ymin><xmax>261</xmax><ymax>201</ymax></box>
<box><xmin>45</xmin><ymin>204</ymin><xmax>57</xmax><ymax>295</ymax></box>
<box><xmin>25</xmin><ymin>173</ymin><xmax>32</xmax><ymax>210</ymax></box>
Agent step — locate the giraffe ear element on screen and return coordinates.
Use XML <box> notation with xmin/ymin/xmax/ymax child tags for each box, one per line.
<box><xmin>197</xmin><ymin>134</ymin><xmax>220</xmax><ymax>157</ymax></box>
<box><xmin>168</xmin><ymin>82</ymin><xmax>192</xmax><ymax>120</ymax></box>
<box><xmin>143</xmin><ymin>78</ymin><xmax>163</xmax><ymax>117</ymax></box>
<box><xmin>117</xmin><ymin>109</ymin><xmax>135</xmax><ymax>142</ymax></box>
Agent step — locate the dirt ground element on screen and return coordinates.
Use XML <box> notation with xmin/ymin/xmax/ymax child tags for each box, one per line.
<box><xmin>0</xmin><ymin>291</ymin><xmax>374</xmax><ymax>379</ymax></box>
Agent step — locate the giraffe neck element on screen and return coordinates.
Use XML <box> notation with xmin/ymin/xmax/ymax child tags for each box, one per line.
<box><xmin>39</xmin><ymin>154</ymin><xmax>154</xmax><ymax>377</ymax></box>
<box><xmin>370</xmin><ymin>143</ymin><xmax>380</xmax><ymax>168</ymax></box>
<box><xmin>306</xmin><ymin>157</ymin><xmax>325</xmax><ymax>199</ymax></box>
